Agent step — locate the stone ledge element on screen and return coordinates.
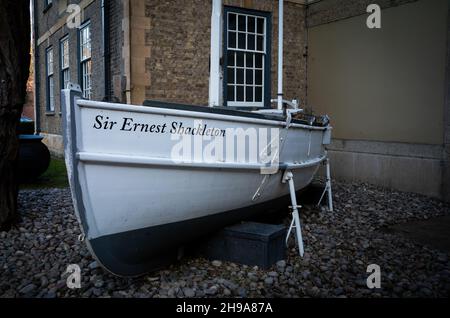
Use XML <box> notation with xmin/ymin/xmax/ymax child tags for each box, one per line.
<box><xmin>325</xmin><ymin>147</ymin><xmax>443</xmax><ymax>199</ymax></box>
<box><xmin>40</xmin><ymin>133</ymin><xmax>64</xmax><ymax>158</ymax></box>
<box><xmin>327</xmin><ymin>139</ymin><xmax>444</xmax><ymax>160</ymax></box>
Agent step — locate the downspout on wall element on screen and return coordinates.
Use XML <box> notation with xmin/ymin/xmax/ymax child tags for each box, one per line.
<box><xmin>208</xmin><ymin>0</ymin><xmax>222</xmax><ymax>107</ymax></box>
<box><xmin>32</xmin><ymin>0</ymin><xmax>40</xmax><ymax>134</ymax></box>
<box><xmin>122</xmin><ymin>0</ymin><xmax>131</xmax><ymax>104</ymax></box>
<box><xmin>277</xmin><ymin>0</ymin><xmax>284</xmax><ymax>110</ymax></box>
<box><xmin>304</xmin><ymin>2</ymin><xmax>308</xmax><ymax>110</ymax></box>
<box><xmin>102</xmin><ymin>0</ymin><xmax>110</xmax><ymax>101</ymax></box>
<box><xmin>443</xmin><ymin>0</ymin><xmax>450</xmax><ymax>202</ymax></box>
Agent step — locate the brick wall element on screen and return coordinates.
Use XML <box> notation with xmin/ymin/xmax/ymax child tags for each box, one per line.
<box><xmin>135</xmin><ymin>0</ymin><xmax>212</xmax><ymax>106</ymax></box>
<box><xmin>109</xmin><ymin>0</ymin><xmax>125</xmax><ymax>102</ymax></box>
<box><xmin>36</xmin><ymin>0</ymin><xmax>309</xmax><ymax>135</ymax></box>
<box><xmin>35</xmin><ymin>0</ymin><xmax>108</xmax><ymax>135</ymax></box>
<box><xmin>134</xmin><ymin>0</ymin><xmax>307</xmax><ymax>107</ymax></box>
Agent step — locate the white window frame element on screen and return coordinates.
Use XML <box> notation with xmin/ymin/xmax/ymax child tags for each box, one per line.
<box><xmin>46</xmin><ymin>47</ymin><xmax>55</xmax><ymax>112</ymax></box>
<box><xmin>60</xmin><ymin>36</ymin><xmax>70</xmax><ymax>89</ymax></box>
<box><xmin>226</xmin><ymin>11</ymin><xmax>267</xmax><ymax>108</ymax></box>
<box><xmin>79</xmin><ymin>22</ymin><xmax>92</xmax><ymax>100</ymax></box>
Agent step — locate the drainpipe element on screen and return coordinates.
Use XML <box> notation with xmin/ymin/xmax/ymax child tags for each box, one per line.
<box><xmin>304</xmin><ymin>1</ymin><xmax>309</xmax><ymax>110</ymax></box>
<box><xmin>208</xmin><ymin>0</ymin><xmax>222</xmax><ymax>107</ymax></box>
<box><xmin>32</xmin><ymin>0</ymin><xmax>41</xmax><ymax>134</ymax></box>
<box><xmin>277</xmin><ymin>0</ymin><xmax>284</xmax><ymax>110</ymax></box>
<box><xmin>123</xmin><ymin>0</ymin><xmax>131</xmax><ymax>104</ymax></box>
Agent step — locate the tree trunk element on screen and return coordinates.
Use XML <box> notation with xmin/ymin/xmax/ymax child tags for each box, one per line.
<box><xmin>0</xmin><ymin>1</ymin><xmax>31</xmax><ymax>230</ymax></box>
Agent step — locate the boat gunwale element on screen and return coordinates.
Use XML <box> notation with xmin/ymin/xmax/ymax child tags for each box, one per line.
<box><xmin>77</xmin><ymin>99</ymin><xmax>330</xmax><ymax>131</ymax></box>
<box><xmin>77</xmin><ymin>151</ymin><xmax>327</xmax><ymax>170</ymax></box>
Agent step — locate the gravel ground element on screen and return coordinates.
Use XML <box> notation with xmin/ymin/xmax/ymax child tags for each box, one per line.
<box><xmin>1</xmin><ymin>181</ymin><xmax>449</xmax><ymax>298</ymax></box>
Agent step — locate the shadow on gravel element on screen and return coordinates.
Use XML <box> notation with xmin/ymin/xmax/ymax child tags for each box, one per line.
<box><xmin>248</xmin><ymin>183</ymin><xmax>326</xmax><ymax>224</ymax></box>
<box><xmin>382</xmin><ymin>216</ymin><xmax>450</xmax><ymax>253</ymax></box>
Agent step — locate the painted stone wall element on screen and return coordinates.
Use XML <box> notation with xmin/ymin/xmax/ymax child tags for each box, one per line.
<box><xmin>307</xmin><ymin>0</ymin><xmax>450</xmax><ymax>200</ymax></box>
<box><xmin>307</xmin><ymin>0</ymin><xmax>418</xmax><ymax>27</ymax></box>
<box><xmin>307</xmin><ymin>0</ymin><xmax>447</xmax><ymax>145</ymax></box>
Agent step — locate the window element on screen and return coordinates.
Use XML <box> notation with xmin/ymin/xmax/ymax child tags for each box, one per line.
<box><xmin>224</xmin><ymin>8</ymin><xmax>271</xmax><ymax>108</ymax></box>
<box><xmin>60</xmin><ymin>36</ymin><xmax>70</xmax><ymax>89</ymax></box>
<box><xmin>46</xmin><ymin>47</ymin><xmax>55</xmax><ymax>112</ymax></box>
<box><xmin>79</xmin><ymin>23</ymin><xmax>92</xmax><ymax>99</ymax></box>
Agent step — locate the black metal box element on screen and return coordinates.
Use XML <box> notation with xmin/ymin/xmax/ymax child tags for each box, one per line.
<box><xmin>196</xmin><ymin>222</ymin><xmax>286</xmax><ymax>269</ymax></box>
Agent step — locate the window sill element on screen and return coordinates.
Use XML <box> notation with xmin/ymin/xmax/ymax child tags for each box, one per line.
<box><xmin>45</xmin><ymin>112</ymin><xmax>56</xmax><ymax>116</ymax></box>
<box><xmin>43</xmin><ymin>3</ymin><xmax>52</xmax><ymax>14</ymax></box>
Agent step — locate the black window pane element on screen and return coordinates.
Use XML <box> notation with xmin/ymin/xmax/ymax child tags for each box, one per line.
<box><xmin>255</xmin><ymin>54</ymin><xmax>263</xmax><ymax>68</ymax></box>
<box><xmin>248</xmin><ymin>17</ymin><xmax>255</xmax><ymax>33</ymax></box>
<box><xmin>255</xmin><ymin>87</ymin><xmax>262</xmax><ymax>102</ymax></box>
<box><xmin>238</xmin><ymin>15</ymin><xmax>246</xmax><ymax>31</ymax></box>
<box><xmin>257</xmin><ymin>18</ymin><xmax>264</xmax><ymax>34</ymax></box>
<box><xmin>247</xmin><ymin>34</ymin><xmax>255</xmax><ymax>51</ymax></box>
<box><xmin>236</xmin><ymin>69</ymin><xmax>244</xmax><ymax>84</ymax></box>
<box><xmin>228</xmin><ymin>32</ymin><xmax>236</xmax><ymax>48</ymax></box>
<box><xmin>246</xmin><ymin>69</ymin><xmax>253</xmax><ymax>84</ymax></box>
<box><xmin>227</xmin><ymin>52</ymin><xmax>235</xmax><ymax>66</ymax></box>
<box><xmin>255</xmin><ymin>70</ymin><xmax>262</xmax><ymax>85</ymax></box>
<box><xmin>246</xmin><ymin>86</ymin><xmax>253</xmax><ymax>102</ymax></box>
<box><xmin>246</xmin><ymin>53</ymin><xmax>253</xmax><ymax>68</ymax></box>
<box><xmin>236</xmin><ymin>52</ymin><xmax>244</xmax><ymax>67</ymax></box>
<box><xmin>227</xmin><ymin>85</ymin><xmax>235</xmax><ymax>101</ymax></box>
<box><xmin>229</xmin><ymin>13</ymin><xmax>236</xmax><ymax>30</ymax></box>
<box><xmin>227</xmin><ymin>67</ymin><xmax>235</xmax><ymax>84</ymax></box>
<box><xmin>237</xmin><ymin>86</ymin><xmax>244</xmax><ymax>101</ymax></box>
<box><xmin>257</xmin><ymin>35</ymin><xmax>264</xmax><ymax>51</ymax></box>
<box><xmin>238</xmin><ymin>33</ymin><xmax>246</xmax><ymax>50</ymax></box>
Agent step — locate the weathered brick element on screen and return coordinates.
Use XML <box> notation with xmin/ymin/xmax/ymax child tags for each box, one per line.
<box><xmin>35</xmin><ymin>0</ymin><xmax>118</xmax><ymax>136</ymax></box>
<box><xmin>141</xmin><ymin>0</ymin><xmax>307</xmax><ymax>107</ymax></box>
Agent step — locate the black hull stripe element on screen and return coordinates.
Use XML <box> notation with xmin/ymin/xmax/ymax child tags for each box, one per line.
<box><xmin>89</xmin><ymin>191</ymin><xmax>297</xmax><ymax>277</ymax></box>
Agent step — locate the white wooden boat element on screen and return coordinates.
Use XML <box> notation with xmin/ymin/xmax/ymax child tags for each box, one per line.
<box><xmin>62</xmin><ymin>86</ymin><xmax>331</xmax><ymax>276</ymax></box>
<box><xmin>61</xmin><ymin>1</ymin><xmax>332</xmax><ymax>276</ymax></box>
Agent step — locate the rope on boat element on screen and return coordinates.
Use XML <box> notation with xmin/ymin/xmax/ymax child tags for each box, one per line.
<box><xmin>251</xmin><ymin>110</ymin><xmax>297</xmax><ymax>201</ymax></box>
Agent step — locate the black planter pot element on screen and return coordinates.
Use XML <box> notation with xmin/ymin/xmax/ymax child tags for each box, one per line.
<box><xmin>18</xmin><ymin>135</ymin><xmax>51</xmax><ymax>183</ymax></box>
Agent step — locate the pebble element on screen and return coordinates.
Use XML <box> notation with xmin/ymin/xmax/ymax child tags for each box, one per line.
<box><xmin>276</xmin><ymin>260</ymin><xmax>286</xmax><ymax>271</ymax></box>
<box><xmin>183</xmin><ymin>288</ymin><xmax>195</xmax><ymax>298</ymax></box>
<box><xmin>40</xmin><ymin>276</ymin><xmax>49</xmax><ymax>288</ymax></box>
<box><xmin>212</xmin><ymin>260</ymin><xmax>222</xmax><ymax>267</ymax></box>
<box><xmin>19</xmin><ymin>284</ymin><xmax>36</xmax><ymax>295</ymax></box>
<box><xmin>0</xmin><ymin>184</ymin><xmax>448</xmax><ymax>298</ymax></box>
<box><xmin>88</xmin><ymin>261</ymin><xmax>99</xmax><ymax>270</ymax></box>
<box><xmin>264</xmin><ymin>277</ymin><xmax>274</xmax><ymax>286</ymax></box>
<box><xmin>205</xmin><ymin>285</ymin><xmax>218</xmax><ymax>296</ymax></box>
<box><xmin>94</xmin><ymin>279</ymin><xmax>104</xmax><ymax>288</ymax></box>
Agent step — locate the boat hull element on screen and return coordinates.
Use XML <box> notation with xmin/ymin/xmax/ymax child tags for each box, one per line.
<box><xmin>89</xmin><ymin>189</ymin><xmax>304</xmax><ymax>276</ymax></box>
<box><xmin>62</xmin><ymin>86</ymin><xmax>331</xmax><ymax>276</ymax></box>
